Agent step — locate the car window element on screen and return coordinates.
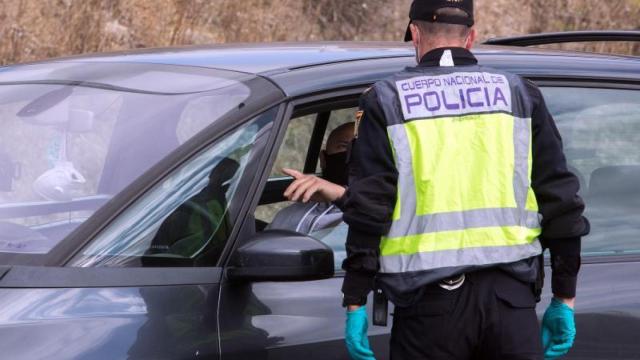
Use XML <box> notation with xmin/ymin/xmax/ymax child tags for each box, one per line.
<box><xmin>541</xmin><ymin>86</ymin><xmax>640</xmax><ymax>257</ymax></box>
<box><xmin>316</xmin><ymin>107</ymin><xmax>359</xmax><ymax>173</ymax></box>
<box><xmin>253</xmin><ymin>114</ymin><xmax>316</xmax><ymax>225</ymax></box>
<box><xmin>255</xmin><ymin>106</ymin><xmax>357</xmax><ymax>270</ymax></box>
<box><xmin>70</xmin><ymin>109</ymin><xmax>275</xmax><ymax>267</ymax></box>
<box><xmin>269</xmin><ymin>114</ymin><xmax>316</xmax><ymax>178</ymax></box>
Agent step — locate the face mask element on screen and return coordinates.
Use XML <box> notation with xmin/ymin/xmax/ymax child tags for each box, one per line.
<box><xmin>322</xmin><ymin>151</ymin><xmax>348</xmax><ymax>186</ymax></box>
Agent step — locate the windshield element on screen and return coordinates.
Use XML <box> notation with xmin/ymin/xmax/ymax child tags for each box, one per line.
<box><xmin>0</xmin><ymin>62</ymin><xmax>253</xmax><ymax>257</ymax></box>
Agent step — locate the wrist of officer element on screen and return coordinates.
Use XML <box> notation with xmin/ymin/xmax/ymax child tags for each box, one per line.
<box><xmin>554</xmin><ymin>296</ymin><xmax>575</xmax><ymax>309</ymax></box>
<box><xmin>342</xmin><ymin>294</ymin><xmax>367</xmax><ymax>308</ymax></box>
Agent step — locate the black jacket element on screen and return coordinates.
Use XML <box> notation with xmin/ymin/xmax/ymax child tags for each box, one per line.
<box><xmin>337</xmin><ymin>47</ymin><xmax>589</xmax><ymax>306</ymax></box>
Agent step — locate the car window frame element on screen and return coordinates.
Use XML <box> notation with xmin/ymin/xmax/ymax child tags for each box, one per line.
<box><xmin>257</xmin><ymin>94</ymin><xmax>362</xmax><ymax>205</ymax></box>
<box><xmin>226</xmin><ymin>87</ymin><xmax>366</xmax><ymax>276</ymax></box>
<box><xmin>266</xmin><ymin>95</ymin><xmax>359</xmax><ymax>181</ymax></box>
<box><xmin>265</xmin><ymin>111</ymin><xmax>325</xmax><ymax>181</ymax></box>
<box><xmin>531</xmin><ymin>76</ymin><xmax>640</xmax><ymax>266</ymax></box>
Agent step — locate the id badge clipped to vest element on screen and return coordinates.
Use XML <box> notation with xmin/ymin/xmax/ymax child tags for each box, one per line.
<box><xmin>372</xmin><ymin>287</ymin><xmax>388</xmax><ymax>327</ymax></box>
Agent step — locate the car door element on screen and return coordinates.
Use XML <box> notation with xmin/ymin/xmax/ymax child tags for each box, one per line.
<box><xmin>218</xmin><ymin>90</ymin><xmax>393</xmax><ymax>360</ymax></box>
<box><xmin>535</xmin><ymin>82</ymin><xmax>640</xmax><ymax>359</ymax></box>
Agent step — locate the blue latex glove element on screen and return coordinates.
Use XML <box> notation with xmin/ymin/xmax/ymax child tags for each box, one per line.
<box><xmin>345</xmin><ymin>306</ymin><xmax>376</xmax><ymax>360</ymax></box>
<box><xmin>541</xmin><ymin>298</ymin><xmax>576</xmax><ymax>359</ymax></box>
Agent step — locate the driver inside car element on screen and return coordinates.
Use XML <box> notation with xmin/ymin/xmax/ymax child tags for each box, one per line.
<box><xmin>268</xmin><ymin>122</ymin><xmax>354</xmax><ymax>234</ymax></box>
<box><xmin>146</xmin><ymin>157</ymin><xmax>240</xmax><ymax>263</ymax></box>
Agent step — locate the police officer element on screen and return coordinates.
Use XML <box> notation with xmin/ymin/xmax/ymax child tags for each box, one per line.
<box><xmin>334</xmin><ymin>1</ymin><xmax>589</xmax><ymax>359</ymax></box>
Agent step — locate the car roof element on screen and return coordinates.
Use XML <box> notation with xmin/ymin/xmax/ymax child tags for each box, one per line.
<box><xmin>6</xmin><ymin>41</ymin><xmax>640</xmax><ymax>96</ymax></box>
<box><xmin>16</xmin><ymin>41</ymin><xmax>639</xmax><ymax>73</ymax></box>
<box><xmin>36</xmin><ymin>42</ymin><xmax>413</xmax><ymax>74</ymax></box>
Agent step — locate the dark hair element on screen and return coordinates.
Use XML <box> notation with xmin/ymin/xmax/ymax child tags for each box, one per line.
<box><xmin>413</xmin><ymin>7</ymin><xmax>471</xmax><ymax>40</ymax></box>
<box><xmin>327</xmin><ymin>121</ymin><xmax>355</xmax><ymax>145</ymax></box>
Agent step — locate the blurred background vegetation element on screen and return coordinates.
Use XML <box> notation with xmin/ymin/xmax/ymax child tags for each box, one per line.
<box><xmin>0</xmin><ymin>0</ymin><xmax>639</xmax><ymax>65</ymax></box>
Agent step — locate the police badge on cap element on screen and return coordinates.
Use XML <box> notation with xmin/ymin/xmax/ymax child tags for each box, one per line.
<box><xmin>404</xmin><ymin>0</ymin><xmax>475</xmax><ymax>41</ymax></box>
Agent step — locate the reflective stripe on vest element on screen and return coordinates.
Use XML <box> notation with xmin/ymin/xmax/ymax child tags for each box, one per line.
<box><xmin>378</xmin><ymin>69</ymin><xmax>542</xmax><ymax>275</ymax></box>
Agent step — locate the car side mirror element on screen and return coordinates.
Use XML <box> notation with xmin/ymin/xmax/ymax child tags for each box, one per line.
<box><xmin>227</xmin><ymin>229</ymin><xmax>334</xmax><ymax>282</ymax></box>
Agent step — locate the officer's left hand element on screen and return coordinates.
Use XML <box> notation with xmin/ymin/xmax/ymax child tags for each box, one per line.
<box><xmin>345</xmin><ymin>306</ymin><xmax>376</xmax><ymax>360</ymax></box>
<box><xmin>541</xmin><ymin>298</ymin><xmax>576</xmax><ymax>359</ymax></box>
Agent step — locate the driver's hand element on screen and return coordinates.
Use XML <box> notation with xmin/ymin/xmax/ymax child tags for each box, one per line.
<box><xmin>282</xmin><ymin>168</ymin><xmax>346</xmax><ymax>203</ymax></box>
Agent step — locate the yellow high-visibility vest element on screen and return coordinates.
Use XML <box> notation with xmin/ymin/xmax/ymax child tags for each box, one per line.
<box><xmin>374</xmin><ymin>65</ymin><xmax>542</xmax><ymax>297</ymax></box>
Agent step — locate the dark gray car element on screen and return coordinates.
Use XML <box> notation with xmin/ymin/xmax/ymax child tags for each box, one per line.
<box><xmin>1</xmin><ymin>32</ymin><xmax>640</xmax><ymax>359</ymax></box>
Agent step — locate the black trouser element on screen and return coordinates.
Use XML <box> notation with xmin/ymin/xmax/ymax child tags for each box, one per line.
<box><xmin>390</xmin><ymin>268</ymin><xmax>543</xmax><ymax>360</ymax></box>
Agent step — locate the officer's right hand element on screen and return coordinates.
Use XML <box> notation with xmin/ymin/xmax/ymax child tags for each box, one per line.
<box><xmin>282</xmin><ymin>168</ymin><xmax>346</xmax><ymax>203</ymax></box>
<box><xmin>345</xmin><ymin>306</ymin><xmax>376</xmax><ymax>360</ymax></box>
<box><xmin>541</xmin><ymin>298</ymin><xmax>576</xmax><ymax>359</ymax></box>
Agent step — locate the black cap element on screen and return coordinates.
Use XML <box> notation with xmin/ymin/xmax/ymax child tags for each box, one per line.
<box><xmin>404</xmin><ymin>0</ymin><xmax>474</xmax><ymax>42</ymax></box>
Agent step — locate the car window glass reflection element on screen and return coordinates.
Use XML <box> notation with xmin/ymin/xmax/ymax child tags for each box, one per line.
<box><xmin>541</xmin><ymin>87</ymin><xmax>640</xmax><ymax>257</ymax></box>
<box><xmin>71</xmin><ymin>112</ymin><xmax>274</xmax><ymax>267</ymax></box>
<box><xmin>145</xmin><ymin>157</ymin><xmax>239</xmax><ymax>261</ymax></box>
